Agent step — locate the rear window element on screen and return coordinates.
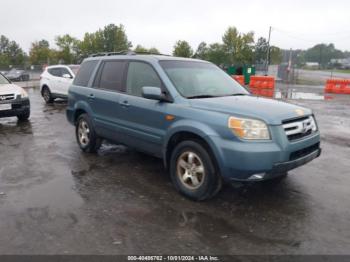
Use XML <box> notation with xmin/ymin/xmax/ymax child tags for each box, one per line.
<box><xmin>97</xmin><ymin>61</ymin><xmax>127</xmax><ymax>91</ymax></box>
<box><xmin>48</xmin><ymin>68</ymin><xmax>62</xmax><ymax>77</ymax></box>
<box><xmin>73</xmin><ymin>61</ymin><xmax>98</xmax><ymax>87</ymax></box>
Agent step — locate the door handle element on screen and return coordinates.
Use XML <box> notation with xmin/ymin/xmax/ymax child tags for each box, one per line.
<box><xmin>120</xmin><ymin>100</ymin><xmax>130</xmax><ymax>107</ymax></box>
<box><xmin>88</xmin><ymin>94</ymin><xmax>95</xmax><ymax>100</ymax></box>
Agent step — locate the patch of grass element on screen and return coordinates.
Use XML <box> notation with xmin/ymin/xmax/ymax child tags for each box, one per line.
<box><xmin>296</xmin><ymin>78</ymin><xmax>324</xmax><ymax>86</ymax></box>
<box><xmin>325</xmin><ymin>69</ymin><xmax>350</xmax><ymax>74</ymax></box>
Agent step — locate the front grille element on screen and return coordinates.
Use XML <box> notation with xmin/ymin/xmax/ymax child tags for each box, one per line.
<box><xmin>283</xmin><ymin>116</ymin><xmax>317</xmax><ymax>141</ymax></box>
<box><xmin>0</xmin><ymin>94</ymin><xmax>15</xmax><ymax>101</ymax></box>
<box><xmin>290</xmin><ymin>142</ymin><xmax>320</xmax><ymax>161</ymax></box>
<box><xmin>12</xmin><ymin>104</ymin><xmax>21</xmax><ymax>109</ymax></box>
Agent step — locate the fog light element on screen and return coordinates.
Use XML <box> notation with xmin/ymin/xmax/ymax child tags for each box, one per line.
<box><xmin>248</xmin><ymin>173</ymin><xmax>265</xmax><ymax>180</ymax></box>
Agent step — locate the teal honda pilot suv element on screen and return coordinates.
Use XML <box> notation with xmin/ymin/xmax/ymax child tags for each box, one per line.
<box><xmin>66</xmin><ymin>52</ymin><xmax>321</xmax><ymax>200</ymax></box>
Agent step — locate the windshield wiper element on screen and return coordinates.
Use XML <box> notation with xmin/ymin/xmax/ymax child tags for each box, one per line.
<box><xmin>187</xmin><ymin>95</ymin><xmax>218</xmax><ymax>99</ymax></box>
<box><xmin>225</xmin><ymin>93</ymin><xmax>248</xmax><ymax>96</ymax></box>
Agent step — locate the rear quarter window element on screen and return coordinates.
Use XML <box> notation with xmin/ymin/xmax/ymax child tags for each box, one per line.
<box><xmin>73</xmin><ymin>60</ymin><xmax>98</xmax><ymax>87</ymax></box>
<box><xmin>48</xmin><ymin>68</ymin><xmax>62</xmax><ymax>77</ymax></box>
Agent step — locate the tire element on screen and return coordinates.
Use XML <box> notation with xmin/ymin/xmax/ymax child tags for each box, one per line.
<box><xmin>42</xmin><ymin>86</ymin><xmax>54</xmax><ymax>104</ymax></box>
<box><xmin>170</xmin><ymin>140</ymin><xmax>222</xmax><ymax>201</ymax></box>
<box><xmin>75</xmin><ymin>113</ymin><xmax>101</xmax><ymax>153</ymax></box>
<box><xmin>17</xmin><ymin>110</ymin><xmax>30</xmax><ymax>121</ymax></box>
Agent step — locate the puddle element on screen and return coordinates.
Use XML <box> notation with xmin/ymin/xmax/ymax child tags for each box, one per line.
<box><xmin>275</xmin><ymin>90</ymin><xmax>326</xmax><ymax>100</ymax></box>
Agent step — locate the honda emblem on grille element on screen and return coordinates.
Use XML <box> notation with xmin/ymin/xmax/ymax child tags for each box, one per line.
<box><xmin>302</xmin><ymin>121</ymin><xmax>308</xmax><ymax>134</ymax></box>
<box><xmin>0</xmin><ymin>96</ymin><xmax>5</xmax><ymax>101</ymax></box>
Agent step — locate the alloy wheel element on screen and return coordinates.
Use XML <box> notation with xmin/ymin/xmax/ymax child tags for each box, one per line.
<box><xmin>176</xmin><ymin>151</ymin><xmax>206</xmax><ymax>190</ymax></box>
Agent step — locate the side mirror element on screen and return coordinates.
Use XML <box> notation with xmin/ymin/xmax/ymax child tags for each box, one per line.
<box><xmin>62</xmin><ymin>74</ymin><xmax>72</xmax><ymax>79</ymax></box>
<box><xmin>142</xmin><ymin>86</ymin><xmax>165</xmax><ymax>101</ymax></box>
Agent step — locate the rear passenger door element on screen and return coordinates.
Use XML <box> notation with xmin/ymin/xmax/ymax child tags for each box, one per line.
<box><xmin>90</xmin><ymin>60</ymin><xmax>128</xmax><ymax>140</ymax></box>
<box><xmin>47</xmin><ymin>68</ymin><xmax>62</xmax><ymax>94</ymax></box>
<box><xmin>118</xmin><ymin>61</ymin><xmax>167</xmax><ymax>156</ymax></box>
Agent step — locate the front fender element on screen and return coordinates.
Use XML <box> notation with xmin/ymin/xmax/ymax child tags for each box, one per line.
<box><xmin>162</xmin><ymin>119</ymin><xmax>224</xmax><ymax>173</ymax></box>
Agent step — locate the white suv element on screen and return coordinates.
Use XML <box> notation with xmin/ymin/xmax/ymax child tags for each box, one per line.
<box><xmin>0</xmin><ymin>73</ymin><xmax>30</xmax><ymax>121</ymax></box>
<box><xmin>40</xmin><ymin>65</ymin><xmax>80</xmax><ymax>103</ymax></box>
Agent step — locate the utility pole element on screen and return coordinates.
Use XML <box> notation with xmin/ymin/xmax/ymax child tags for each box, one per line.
<box><xmin>265</xmin><ymin>26</ymin><xmax>272</xmax><ymax>75</ymax></box>
<box><xmin>286</xmin><ymin>48</ymin><xmax>293</xmax><ymax>98</ymax></box>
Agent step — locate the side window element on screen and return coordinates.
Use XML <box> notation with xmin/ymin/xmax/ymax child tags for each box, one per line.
<box><xmin>73</xmin><ymin>60</ymin><xmax>98</xmax><ymax>87</ymax></box>
<box><xmin>48</xmin><ymin>68</ymin><xmax>62</xmax><ymax>77</ymax></box>
<box><xmin>126</xmin><ymin>62</ymin><xmax>161</xmax><ymax>97</ymax></box>
<box><xmin>98</xmin><ymin>61</ymin><xmax>127</xmax><ymax>91</ymax></box>
<box><xmin>61</xmin><ymin>67</ymin><xmax>72</xmax><ymax>78</ymax></box>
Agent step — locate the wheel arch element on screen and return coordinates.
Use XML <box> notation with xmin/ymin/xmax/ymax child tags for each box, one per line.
<box><xmin>41</xmin><ymin>84</ymin><xmax>50</xmax><ymax>95</ymax></box>
<box><xmin>72</xmin><ymin>101</ymin><xmax>94</xmax><ymax>124</ymax></box>
<box><xmin>163</xmin><ymin>123</ymin><xmax>222</xmax><ymax>175</ymax></box>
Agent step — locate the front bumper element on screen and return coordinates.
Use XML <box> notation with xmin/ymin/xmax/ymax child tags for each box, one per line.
<box><xmin>208</xmin><ymin>127</ymin><xmax>321</xmax><ymax>181</ymax></box>
<box><xmin>270</xmin><ymin>148</ymin><xmax>321</xmax><ymax>174</ymax></box>
<box><xmin>0</xmin><ymin>97</ymin><xmax>30</xmax><ymax>118</ymax></box>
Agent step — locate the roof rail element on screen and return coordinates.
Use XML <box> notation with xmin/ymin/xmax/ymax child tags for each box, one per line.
<box><xmin>133</xmin><ymin>51</ymin><xmax>171</xmax><ymax>56</ymax></box>
<box><xmin>89</xmin><ymin>50</ymin><xmax>136</xmax><ymax>57</ymax></box>
<box><xmin>89</xmin><ymin>50</ymin><xmax>171</xmax><ymax>58</ymax></box>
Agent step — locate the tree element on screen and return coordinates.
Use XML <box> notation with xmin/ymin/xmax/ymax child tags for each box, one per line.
<box><xmin>206</xmin><ymin>43</ymin><xmax>227</xmax><ymax>66</ymax></box>
<box><xmin>29</xmin><ymin>40</ymin><xmax>55</xmax><ymax>65</ymax></box>
<box><xmin>173</xmin><ymin>40</ymin><xmax>193</xmax><ymax>58</ymax></box>
<box><xmin>193</xmin><ymin>42</ymin><xmax>209</xmax><ymax>60</ymax></box>
<box><xmin>134</xmin><ymin>45</ymin><xmax>148</xmax><ymax>53</ymax></box>
<box><xmin>148</xmin><ymin>47</ymin><xmax>160</xmax><ymax>54</ymax></box>
<box><xmin>304</xmin><ymin>43</ymin><xmax>344</xmax><ymax>68</ymax></box>
<box><xmin>0</xmin><ymin>35</ymin><xmax>26</xmax><ymax>67</ymax></box>
<box><xmin>78</xmin><ymin>24</ymin><xmax>132</xmax><ymax>58</ymax></box>
<box><xmin>102</xmin><ymin>24</ymin><xmax>132</xmax><ymax>52</ymax></box>
<box><xmin>222</xmin><ymin>26</ymin><xmax>255</xmax><ymax>65</ymax></box>
<box><xmin>134</xmin><ymin>45</ymin><xmax>160</xmax><ymax>54</ymax></box>
<box><xmin>254</xmin><ymin>37</ymin><xmax>268</xmax><ymax>64</ymax></box>
<box><xmin>55</xmin><ymin>34</ymin><xmax>80</xmax><ymax>64</ymax></box>
<box><xmin>79</xmin><ymin>31</ymin><xmax>104</xmax><ymax>58</ymax></box>
<box><xmin>269</xmin><ymin>46</ymin><xmax>282</xmax><ymax>65</ymax></box>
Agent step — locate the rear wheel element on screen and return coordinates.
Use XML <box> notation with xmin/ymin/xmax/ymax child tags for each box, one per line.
<box><xmin>75</xmin><ymin>113</ymin><xmax>101</xmax><ymax>153</ymax></box>
<box><xmin>170</xmin><ymin>140</ymin><xmax>222</xmax><ymax>201</ymax></box>
<box><xmin>42</xmin><ymin>87</ymin><xmax>54</xmax><ymax>104</ymax></box>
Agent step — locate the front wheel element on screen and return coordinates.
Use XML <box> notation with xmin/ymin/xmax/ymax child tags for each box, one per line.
<box><xmin>75</xmin><ymin>114</ymin><xmax>101</xmax><ymax>153</ymax></box>
<box><xmin>42</xmin><ymin>87</ymin><xmax>54</xmax><ymax>104</ymax></box>
<box><xmin>17</xmin><ymin>110</ymin><xmax>30</xmax><ymax>121</ymax></box>
<box><xmin>170</xmin><ymin>140</ymin><xmax>222</xmax><ymax>201</ymax></box>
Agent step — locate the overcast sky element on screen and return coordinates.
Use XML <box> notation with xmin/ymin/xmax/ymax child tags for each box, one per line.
<box><xmin>1</xmin><ymin>0</ymin><xmax>350</xmax><ymax>54</ymax></box>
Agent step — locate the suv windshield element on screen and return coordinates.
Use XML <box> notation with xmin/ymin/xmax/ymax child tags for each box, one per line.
<box><xmin>0</xmin><ymin>74</ymin><xmax>10</xmax><ymax>85</ymax></box>
<box><xmin>160</xmin><ymin>60</ymin><xmax>248</xmax><ymax>98</ymax></box>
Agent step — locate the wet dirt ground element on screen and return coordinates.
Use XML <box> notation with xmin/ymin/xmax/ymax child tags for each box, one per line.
<box><xmin>0</xmin><ymin>87</ymin><xmax>349</xmax><ymax>255</ymax></box>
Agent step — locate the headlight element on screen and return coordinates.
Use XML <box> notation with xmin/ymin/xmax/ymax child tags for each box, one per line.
<box><xmin>20</xmin><ymin>88</ymin><xmax>28</xmax><ymax>98</ymax></box>
<box><xmin>228</xmin><ymin>116</ymin><xmax>270</xmax><ymax>140</ymax></box>
<box><xmin>310</xmin><ymin>116</ymin><xmax>318</xmax><ymax>132</ymax></box>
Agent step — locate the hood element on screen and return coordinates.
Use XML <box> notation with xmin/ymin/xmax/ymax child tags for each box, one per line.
<box><xmin>189</xmin><ymin>95</ymin><xmax>312</xmax><ymax>125</ymax></box>
<box><xmin>6</xmin><ymin>72</ymin><xmax>21</xmax><ymax>78</ymax></box>
<box><xmin>6</xmin><ymin>70</ymin><xmax>24</xmax><ymax>77</ymax></box>
<box><xmin>0</xmin><ymin>83</ymin><xmax>23</xmax><ymax>96</ymax></box>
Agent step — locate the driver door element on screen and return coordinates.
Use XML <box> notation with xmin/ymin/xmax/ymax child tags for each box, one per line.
<box><xmin>117</xmin><ymin>61</ymin><xmax>168</xmax><ymax>156</ymax></box>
